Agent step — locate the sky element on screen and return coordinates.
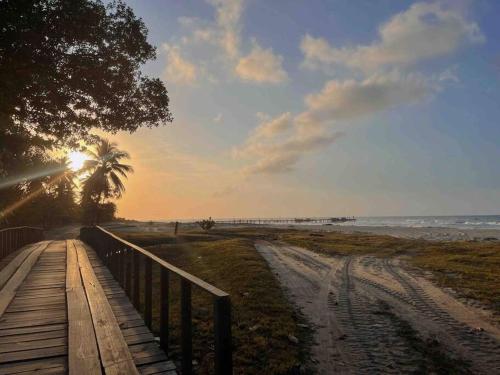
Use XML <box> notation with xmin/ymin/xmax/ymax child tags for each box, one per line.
<box><xmin>106</xmin><ymin>0</ymin><xmax>500</xmax><ymax>220</ymax></box>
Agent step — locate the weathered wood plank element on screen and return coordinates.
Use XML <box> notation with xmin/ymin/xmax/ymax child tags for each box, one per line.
<box><xmin>0</xmin><ymin>345</ymin><xmax>66</xmax><ymax>363</ymax></box>
<box><xmin>0</xmin><ymin>323</ymin><xmax>65</xmax><ymax>337</ymax></box>
<box><xmin>0</xmin><ymin>337</ymin><xmax>66</xmax><ymax>354</ymax></box>
<box><xmin>0</xmin><ymin>356</ymin><xmax>67</xmax><ymax>375</ymax></box>
<box><xmin>0</xmin><ymin>328</ymin><xmax>66</xmax><ymax>344</ymax></box>
<box><xmin>0</xmin><ymin>243</ymin><xmax>39</xmax><ymax>289</ymax></box>
<box><xmin>0</xmin><ymin>242</ymin><xmax>49</xmax><ymax>317</ymax></box>
<box><xmin>138</xmin><ymin>361</ymin><xmax>176</xmax><ymax>375</ymax></box>
<box><xmin>66</xmin><ymin>240</ymin><xmax>102</xmax><ymax>375</ymax></box>
<box><xmin>75</xmin><ymin>240</ymin><xmax>139</xmax><ymax>375</ymax></box>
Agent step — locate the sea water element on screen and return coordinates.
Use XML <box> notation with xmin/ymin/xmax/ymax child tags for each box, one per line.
<box><xmin>342</xmin><ymin>215</ymin><xmax>500</xmax><ymax>230</ymax></box>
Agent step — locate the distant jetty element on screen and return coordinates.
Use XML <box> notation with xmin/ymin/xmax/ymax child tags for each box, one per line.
<box><xmin>214</xmin><ymin>217</ymin><xmax>356</xmax><ymax>225</ymax></box>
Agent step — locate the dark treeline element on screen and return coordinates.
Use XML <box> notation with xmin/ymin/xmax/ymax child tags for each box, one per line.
<box><xmin>0</xmin><ymin>0</ymin><xmax>172</xmax><ymax>228</ymax></box>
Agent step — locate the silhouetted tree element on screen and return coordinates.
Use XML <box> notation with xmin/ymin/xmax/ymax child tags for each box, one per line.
<box><xmin>0</xmin><ymin>0</ymin><xmax>172</xmax><ymax>225</ymax></box>
<box><xmin>81</xmin><ymin>137</ymin><xmax>133</xmax><ymax>223</ymax></box>
<box><xmin>198</xmin><ymin>217</ymin><xmax>216</xmax><ymax>231</ymax></box>
<box><xmin>0</xmin><ymin>0</ymin><xmax>172</xmax><ymax>150</ymax></box>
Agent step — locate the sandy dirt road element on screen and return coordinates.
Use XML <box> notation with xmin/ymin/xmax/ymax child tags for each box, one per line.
<box><xmin>255</xmin><ymin>240</ymin><xmax>500</xmax><ymax>374</ymax></box>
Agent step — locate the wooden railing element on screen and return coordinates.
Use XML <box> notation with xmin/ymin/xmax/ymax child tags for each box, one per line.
<box><xmin>80</xmin><ymin>226</ymin><xmax>232</xmax><ymax>375</ymax></box>
<box><xmin>0</xmin><ymin>226</ymin><xmax>44</xmax><ymax>261</ymax></box>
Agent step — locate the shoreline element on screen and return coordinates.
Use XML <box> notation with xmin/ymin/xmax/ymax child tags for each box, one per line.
<box><xmin>274</xmin><ymin>223</ymin><xmax>500</xmax><ymax>241</ymax></box>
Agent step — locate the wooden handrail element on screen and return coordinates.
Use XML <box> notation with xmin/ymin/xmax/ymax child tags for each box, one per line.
<box><xmin>80</xmin><ymin>226</ymin><xmax>232</xmax><ymax>375</ymax></box>
<box><xmin>95</xmin><ymin>226</ymin><xmax>229</xmax><ymax>297</ymax></box>
<box><xmin>0</xmin><ymin>226</ymin><xmax>44</xmax><ymax>261</ymax></box>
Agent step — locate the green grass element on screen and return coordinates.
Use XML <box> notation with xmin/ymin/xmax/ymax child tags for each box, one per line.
<box><xmin>115</xmin><ymin>230</ymin><xmax>313</xmax><ymax>374</ymax></box>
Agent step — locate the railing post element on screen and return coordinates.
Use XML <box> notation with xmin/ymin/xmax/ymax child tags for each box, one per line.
<box><xmin>181</xmin><ymin>279</ymin><xmax>192</xmax><ymax>375</ymax></box>
<box><xmin>117</xmin><ymin>246</ymin><xmax>123</xmax><ymax>286</ymax></box>
<box><xmin>160</xmin><ymin>268</ymin><xmax>170</xmax><ymax>352</ymax></box>
<box><xmin>125</xmin><ymin>249</ymin><xmax>132</xmax><ymax>297</ymax></box>
<box><xmin>214</xmin><ymin>295</ymin><xmax>232</xmax><ymax>375</ymax></box>
<box><xmin>144</xmin><ymin>257</ymin><xmax>152</xmax><ymax>329</ymax></box>
<box><xmin>133</xmin><ymin>252</ymin><xmax>140</xmax><ymax>309</ymax></box>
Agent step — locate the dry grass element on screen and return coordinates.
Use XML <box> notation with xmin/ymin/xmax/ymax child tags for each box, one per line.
<box><xmin>115</xmin><ymin>230</ymin><xmax>312</xmax><ymax>375</ymax></box>
<box><xmin>113</xmin><ymin>225</ymin><xmax>500</xmax><ymax>371</ymax></box>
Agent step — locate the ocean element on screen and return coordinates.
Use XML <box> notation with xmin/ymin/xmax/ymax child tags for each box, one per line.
<box><xmin>342</xmin><ymin>215</ymin><xmax>500</xmax><ymax>230</ymax></box>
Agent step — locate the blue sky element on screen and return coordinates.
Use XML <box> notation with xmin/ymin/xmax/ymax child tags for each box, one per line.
<box><xmin>112</xmin><ymin>0</ymin><xmax>500</xmax><ymax>220</ymax></box>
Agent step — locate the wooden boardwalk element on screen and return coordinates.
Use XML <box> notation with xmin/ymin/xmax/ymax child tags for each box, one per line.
<box><xmin>0</xmin><ymin>240</ymin><xmax>176</xmax><ymax>375</ymax></box>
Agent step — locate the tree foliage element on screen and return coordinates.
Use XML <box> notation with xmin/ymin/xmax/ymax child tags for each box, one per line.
<box><xmin>198</xmin><ymin>217</ymin><xmax>216</xmax><ymax>231</ymax></box>
<box><xmin>81</xmin><ymin>137</ymin><xmax>132</xmax><ymax>224</ymax></box>
<box><xmin>0</xmin><ymin>0</ymin><xmax>171</xmax><ymax>227</ymax></box>
<box><xmin>0</xmin><ymin>0</ymin><xmax>172</xmax><ymax>148</ymax></box>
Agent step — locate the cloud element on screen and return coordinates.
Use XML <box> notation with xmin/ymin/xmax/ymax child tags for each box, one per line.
<box><xmin>243</xmin><ymin>129</ymin><xmax>344</xmax><ymax>174</ymax></box>
<box><xmin>235</xmin><ymin>42</ymin><xmax>288</xmax><ymax>83</ymax></box>
<box><xmin>235</xmin><ymin>70</ymin><xmax>435</xmax><ymax>174</ymax></box>
<box><xmin>301</xmin><ymin>2</ymin><xmax>484</xmax><ymax>73</ymax></box>
<box><xmin>162</xmin><ymin>44</ymin><xmax>197</xmax><ymax>84</ymax></box>
<box><xmin>170</xmin><ymin>0</ymin><xmax>289</xmax><ymax>85</ymax></box>
<box><xmin>438</xmin><ymin>66</ymin><xmax>459</xmax><ymax>83</ymax></box>
<box><xmin>234</xmin><ymin>111</ymin><xmax>343</xmax><ymax>174</ymax></box>
<box><xmin>207</xmin><ymin>0</ymin><xmax>244</xmax><ymax>59</ymax></box>
<box><xmin>252</xmin><ymin>112</ymin><xmax>292</xmax><ymax>139</ymax></box>
<box><xmin>303</xmin><ymin>71</ymin><xmax>433</xmax><ymax>122</ymax></box>
<box><xmin>213</xmin><ymin>113</ymin><xmax>223</xmax><ymax>123</ymax></box>
<box><xmin>233</xmin><ymin>112</ymin><xmax>292</xmax><ymax>158</ymax></box>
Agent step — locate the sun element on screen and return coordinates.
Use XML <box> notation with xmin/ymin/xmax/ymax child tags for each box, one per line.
<box><xmin>68</xmin><ymin>151</ymin><xmax>87</xmax><ymax>171</ymax></box>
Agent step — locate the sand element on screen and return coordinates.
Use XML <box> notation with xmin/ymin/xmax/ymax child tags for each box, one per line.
<box><xmin>256</xmin><ymin>241</ymin><xmax>500</xmax><ymax>374</ymax></box>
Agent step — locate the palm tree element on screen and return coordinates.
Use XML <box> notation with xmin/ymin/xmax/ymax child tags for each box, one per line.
<box><xmin>50</xmin><ymin>157</ymin><xmax>78</xmax><ymax>225</ymax></box>
<box><xmin>81</xmin><ymin>138</ymin><xmax>133</xmax><ymax>223</ymax></box>
<box><xmin>51</xmin><ymin>157</ymin><xmax>77</xmax><ymax>199</ymax></box>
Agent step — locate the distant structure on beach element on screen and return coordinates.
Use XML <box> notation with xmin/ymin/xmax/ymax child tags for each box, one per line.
<box><xmin>214</xmin><ymin>217</ymin><xmax>356</xmax><ymax>225</ymax></box>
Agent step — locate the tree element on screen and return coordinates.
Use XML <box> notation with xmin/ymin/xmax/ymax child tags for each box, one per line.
<box><xmin>0</xmin><ymin>0</ymin><xmax>172</xmax><ymax>150</ymax></box>
<box><xmin>0</xmin><ymin>0</ymin><xmax>172</xmax><ymax>226</ymax></box>
<box><xmin>48</xmin><ymin>157</ymin><xmax>79</xmax><ymax>224</ymax></box>
<box><xmin>81</xmin><ymin>137</ymin><xmax>133</xmax><ymax>223</ymax></box>
<box><xmin>198</xmin><ymin>217</ymin><xmax>216</xmax><ymax>231</ymax></box>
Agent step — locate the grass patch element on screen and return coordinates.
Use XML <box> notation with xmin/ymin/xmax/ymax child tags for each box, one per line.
<box><xmin>116</xmin><ymin>230</ymin><xmax>313</xmax><ymax>374</ymax></box>
<box><xmin>410</xmin><ymin>241</ymin><xmax>500</xmax><ymax>318</ymax></box>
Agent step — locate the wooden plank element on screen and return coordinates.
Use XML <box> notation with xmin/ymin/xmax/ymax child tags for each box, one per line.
<box><xmin>0</xmin><ymin>242</ymin><xmax>49</xmax><ymax>317</ymax></box>
<box><xmin>0</xmin><ymin>323</ymin><xmax>66</xmax><ymax>337</ymax></box>
<box><xmin>66</xmin><ymin>240</ymin><xmax>102</xmax><ymax>375</ymax></box>
<box><xmin>124</xmin><ymin>333</ymin><xmax>155</xmax><ymax>346</ymax></box>
<box><xmin>0</xmin><ymin>356</ymin><xmax>67</xmax><ymax>375</ymax></box>
<box><xmin>0</xmin><ymin>345</ymin><xmax>66</xmax><ymax>363</ymax></box>
<box><xmin>0</xmin><ymin>315</ymin><xmax>66</xmax><ymax>330</ymax></box>
<box><xmin>0</xmin><ymin>337</ymin><xmax>66</xmax><ymax>354</ymax></box>
<box><xmin>0</xmin><ymin>242</ymin><xmax>40</xmax><ymax>289</ymax></box>
<box><xmin>0</xmin><ymin>328</ymin><xmax>66</xmax><ymax>344</ymax></box>
<box><xmin>138</xmin><ymin>361</ymin><xmax>176</xmax><ymax>375</ymax></box>
<box><xmin>75</xmin><ymin>240</ymin><xmax>139</xmax><ymax>375</ymax></box>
